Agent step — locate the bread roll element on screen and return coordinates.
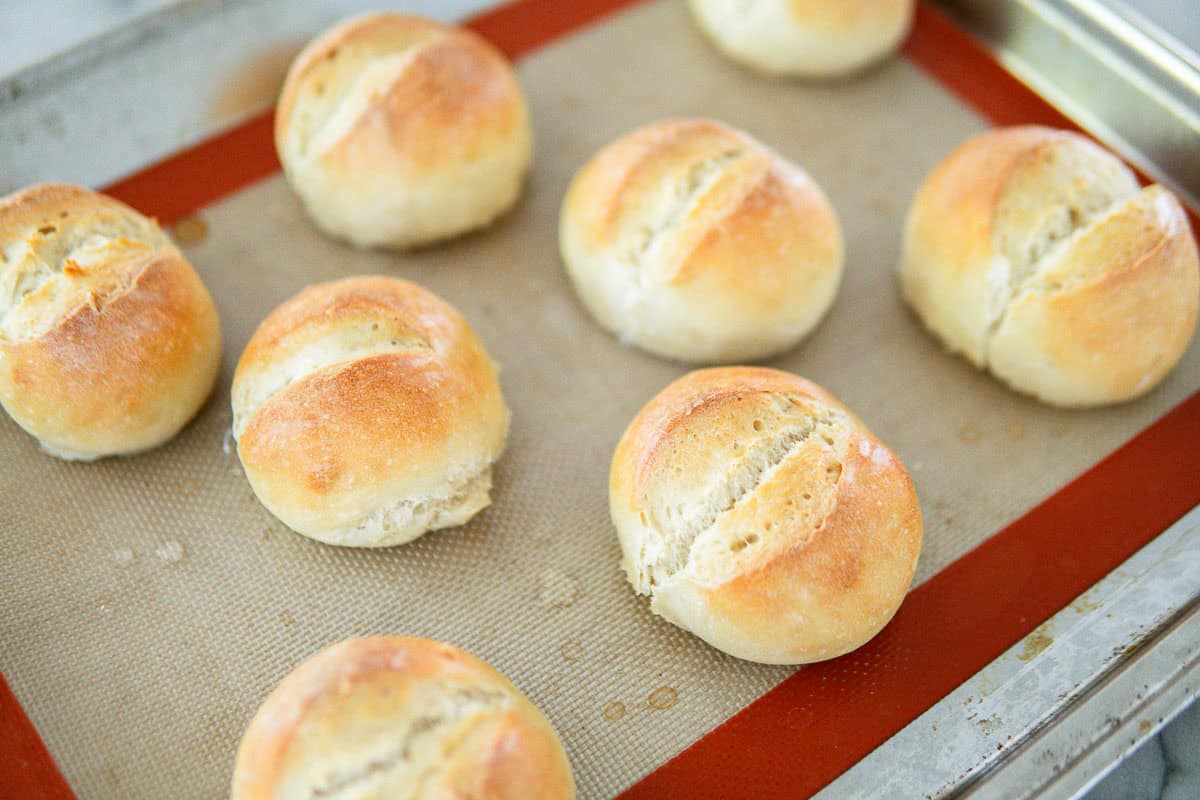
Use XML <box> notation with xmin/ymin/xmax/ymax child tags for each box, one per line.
<box><xmin>231</xmin><ymin>636</ymin><xmax>576</xmax><ymax>800</ymax></box>
<box><xmin>276</xmin><ymin>13</ymin><xmax>533</xmax><ymax>249</ymax></box>
<box><xmin>610</xmin><ymin>367</ymin><xmax>922</xmax><ymax>664</ymax></box>
<box><xmin>232</xmin><ymin>276</ymin><xmax>508</xmax><ymax>546</ymax></box>
<box><xmin>559</xmin><ymin>119</ymin><xmax>843</xmax><ymax>363</ymax></box>
<box><xmin>900</xmin><ymin>126</ymin><xmax>1200</xmax><ymax>407</ymax></box>
<box><xmin>688</xmin><ymin>0</ymin><xmax>914</xmax><ymax>78</ymax></box>
<box><xmin>0</xmin><ymin>184</ymin><xmax>221</xmax><ymax>460</ymax></box>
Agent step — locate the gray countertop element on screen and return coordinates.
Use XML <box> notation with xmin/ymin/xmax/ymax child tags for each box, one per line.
<box><xmin>0</xmin><ymin>1</ymin><xmax>1196</xmax><ymax>799</ymax></box>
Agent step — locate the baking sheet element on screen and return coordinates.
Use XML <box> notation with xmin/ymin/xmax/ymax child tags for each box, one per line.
<box><xmin>2</xmin><ymin>1</ymin><xmax>1198</xmax><ymax>798</ymax></box>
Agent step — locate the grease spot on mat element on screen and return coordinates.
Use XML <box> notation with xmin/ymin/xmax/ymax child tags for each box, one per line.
<box><xmin>559</xmin><ymin>640</ymin><xmax>584</xmax><ymax>662</ymax></box>
<box><xmin>179</xmin><ymin>478</ymin><xmax>197</xmax><ymax>496</ymax></box>
<box><xmin>957</xmin><ymin>424</ymin><xmax>981</xmax><ymax>444</ymax></box>
<box><xmin>868</xmin><ymin>195</ymin><xmax>894</xmax><ymax>217</ymax></box>
<box><xmin>111</xmin><ymin>548</ymin><xmax>134</xmax><ymax>566</ymax></box>
<box><xmin>1004</xmin><ymin>422</ymin><xmax>1026</xmax><ymax>441</ymax></box>
<box><xmin>170</xmin><ymin>215</ymin><xmax>209</xmax><ymax>247</ymax></box>
<box><xmin>279</xmin><ymin>609</ymin><xmax>296</xmax><ymax>627</ymax></box>
<box><xmin>538</xmin><ymin>569</ymin><xmax>578</xmax><ymax>609</ymax></box>
<box><xmin>603</xmin><ymin>701</ymin><xmax>626</xmax><ymax>721</ymax></box>
<box><xmin>155</xmin><ymin>541</ymin><xmax>185</xmax><ymax>564</ymax></box>
<box><xmin>647</xmin><ymin>686</ymin><xmax>678</xmax><ymax>710</ymax></box>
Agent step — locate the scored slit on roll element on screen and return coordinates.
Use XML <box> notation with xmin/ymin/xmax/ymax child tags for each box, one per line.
<box><xmin>230</xmin><ymin>637</ymin><xmax>576</xmax><ymax>800</ymax></box>
<box><xmin>276</xmin><ymin>13</ymin><xmax>534</xmax><ymax>250</ymax></box>
<box><xmin>302</xmin><ymin>685</ymin><xmax>507</xmax><ymax>798</ymax></box>
<box><xmin>610</xmin><ymin>367</ymin><xmax>922</xmax><ymax>665</ymax></box>
<box><xmin>0</xmin><ymin>184</ymin><xmax>222</xmax><ymax>460</ymax></box>
<box><xmin>637</xmin><ymin>394</ymin><xmax>848</xmax><ymax>593</ymax></box>
<box><xmin>901</xmin><ymin>126</ymin><xmax>1200</xmax><ymax>407</ymax></box>
<box><xmin>231</xmin><ymin>320</ymin><xmax>433</xmax><ymax>439</ymax></box>
<box><xmin>981</xmin><ymin>138</ymin><xmax>1139</xmax><ymax>364</ymax></box>
<box><xmin>232</xmin><ymin>276</ymin><xmax>509</xmax><ymax>547</ymax></box>
<box><xmin>560</xmin><ymin>118</ymin><xmax>844</xmax><ymax>363</ymax></box>
<box><xmin>0</xmin><ymin>208</ymin><xmax>168</xmax><ymax>341</ymax></box>
<box><xmin>622</xmin><ymin>146</ymin><xmax>750</xmax><ymax>272</ymax></box>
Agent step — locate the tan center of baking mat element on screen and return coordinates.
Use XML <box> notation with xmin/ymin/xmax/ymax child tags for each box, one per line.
<box><xmin>2</xmin><ymin>1</ymin><xmax>1197</xmax><ymax>798</ymax></box>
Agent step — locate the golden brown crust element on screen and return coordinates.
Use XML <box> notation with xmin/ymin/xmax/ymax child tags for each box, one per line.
<box><xmin>559</xmin><ymin>119</ymin><xmax>843</xmax><ymax>363</ymax></box>
<box><xmin>684</xmin><ymin>424</ymin><xmax>922</xmax><ymax>661</ymax></box>
<box><xmin>900</xmin><ymin>126</ymin><xmax>1199</xmax><ymax>406</ymax></box>
<box><xmin>318</xmin><ymin>32</ymin><xmax>523</xmax><ymax>176</ymax></box>
<box><xmin>275</xmin><ymin>13</ymin><xmax>445</xmax><ymax>140</ymax></box>
<box><xmin>274</xmin><ymin>13</ymin><xmax>532</xmax><ymax>249</ymax></box>
<box><xmin>0</xmin><ymin>184</ymin><xmax>221</xmax><ymax>458</ymax></box>
<box><xmin>241</xmin><ymin>352</ymin><xmax>465</xmax><ymax>493</ymax></box>
<box><xmin>785</xmin><ymin>0</ymin><xmax>913</xmax><ymax>26</ymax></box>
<box><xmin>610</xmin><ymin>367</ymin><xmax>922</xmax><ymax>664</ymax></box>
<box><xmin>989</xmin><ymin>187</ymin><xmax>1200</xmax><ymax>404</ymax></box>
<box><xmin>570</xmin><ymin>119</ymin><xmax>736</xmax><ymax>245</ymax></box>
<box><xmin>233</xmin><ymin>276</ymin><xmax>449</xmax><ymax>381</ymax></box>
<box><xmin>277</xmin><ymin>12</ymin><xmax>523</xmax><ymax>169</ymax></box>
<box><xmin>899</xmin><ymin>126</ymin><xmax>1066</xmax><ymax>365</ymax></box>
<box><xmin>232</xmin><ymin>276</ymin><xmax>508</xmax><ymax>545</ymax></box>
<box><xmin>231</xmin><ymin>637</ymin><xmax>575</xmax><ymax>800</ymax></box>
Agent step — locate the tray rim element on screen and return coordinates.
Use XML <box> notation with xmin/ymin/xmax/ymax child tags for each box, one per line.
<box><xmin>1</xmin><ymin>2</ymin><xmax>1199</xmax><ymax>799</ymax></box>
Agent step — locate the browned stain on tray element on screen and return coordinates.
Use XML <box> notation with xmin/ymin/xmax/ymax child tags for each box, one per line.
<box><xmin>1016</xmin><ymin>629</ymin><xmax>1054</xmax><ymax>662</ymax></box>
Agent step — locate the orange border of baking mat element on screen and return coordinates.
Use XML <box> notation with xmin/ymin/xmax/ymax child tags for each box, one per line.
<box><xmin>3</xmin><ymin>2</ymin><xmax>1199</xmax><ymax>798</ymax></box>
<box><xmin>0</xmin><ymin>674</ymin><xmax>74</xmax><ymax>800</ymax></box>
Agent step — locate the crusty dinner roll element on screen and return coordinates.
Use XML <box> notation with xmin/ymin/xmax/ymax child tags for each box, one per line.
<box><xmin>610</xmin><ymin>367</ymin><xmax>922</xmax><ymax>664</ymax></box>
<box><xmin>900</xmin><ymin>126</ymin><xmax>1200</xmax><ymax>407</ymax></box>
<box><xmin>560</xmin><ymin>119</ymin><xmax>843</xmax><ymax>363</ymax></box>
<box><xmin>688</xmin><ymin>0</ymin><xmax>914</xmax><ymax>79</ymax></box>
<box><xmin>231</xmin><ymin>636</ymin><xmax>576</xmax><ymax>800</ymax></box>
<box><xmin>232</xmin><ymin>276</ymin><xmax>508</xmax><ymax>546</ymax></box>
<box><xmin>275</xmin><ymin>12</ymin><xmax>533</xmax><ymax>249</ymax></box>
<box><xmin>0</xmin><ymin>184</ymin><xmax>221</xmax><ymax>460</ymax></box>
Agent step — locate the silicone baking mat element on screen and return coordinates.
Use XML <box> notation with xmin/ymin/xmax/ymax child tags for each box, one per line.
<box><xmin>2</xmin><ymin>1</ymin><xmax>1199</xmax><ymax>798</ymax></box>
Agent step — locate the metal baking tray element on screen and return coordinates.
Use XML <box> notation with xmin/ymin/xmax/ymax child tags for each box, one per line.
<box><xmin>1</xmin><ymin>1</ymin><xmax>1198</xmax><ymax>798</ymax></box>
